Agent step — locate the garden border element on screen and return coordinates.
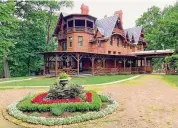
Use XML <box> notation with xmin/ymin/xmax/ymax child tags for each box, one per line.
<box><xmin>4</xmin><ymin>97</ymin><xmax>118</xmax><ymax>126</ymax></box>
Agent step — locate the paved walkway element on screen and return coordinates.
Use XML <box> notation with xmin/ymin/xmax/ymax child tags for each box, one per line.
<box><xmin>1</xmin><ymin>75</ymin><xmax>178</xmax><ymax>128</ymax></box>
<box><xmin>0</xmin><ymin>77</ymin><xmax>35</xmax><ymax>84</ymax></box>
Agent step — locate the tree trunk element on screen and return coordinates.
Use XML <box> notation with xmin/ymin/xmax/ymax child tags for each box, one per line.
<box><xmin>46</xmin><ymin>8</ymin><xmax>53</xmax><ymax>46</ymax></box>
<box><xmin>3</xmin><ymin>55</ymin><xmax>10</xmax><ymax>78</ymax></box>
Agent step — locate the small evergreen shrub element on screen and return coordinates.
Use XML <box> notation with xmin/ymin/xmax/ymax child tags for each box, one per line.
<box><xmin>30</xmin><ymin>112</ymin><xmax>40</xmax><ymax>117</ymax></box>
<box><xmin>51</xmin><ymin>107</ymin><xmax>65</xmax><ymax>116</ymax></box>
<box><xmin>58</xmin><ymin>72</ymin><xmax>70</xmax><ymax>79</ymax></box>
<box><xmin>99</xmin><ymin>94</ymin><xmax>109</xmax><ymax>102</ymax></box>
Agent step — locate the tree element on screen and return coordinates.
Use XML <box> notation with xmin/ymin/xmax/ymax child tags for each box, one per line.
<box><xmin>0</xmin><ymin>1</ymin><xmax>17</xmax><ymax>77</ymax></box>
<box><xmin>136</xmin><ymin>2</ymin><xmax>178</xmax><ymax>69</ymax></box>
<box><xmin>8</xmin><ymin>1</ymin><xmax>73</xmax><ymax>77</ymax></box>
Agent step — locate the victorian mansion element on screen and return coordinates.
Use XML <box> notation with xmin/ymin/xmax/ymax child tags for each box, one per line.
<box><xmin>41</xmin><ymin>4</ymin><xmax>173</xmax><ymax>76</ymax></box>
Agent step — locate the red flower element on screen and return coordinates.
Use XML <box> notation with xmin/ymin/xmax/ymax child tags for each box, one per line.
<box><xmin>31</xmin><ymin>92</ymin><xmax>92</xmax><ymax>104</ymax></box>
<box><xmin>86</xmin><ymin>92</ymin><xmax>92</xmax><ymax>102</ymax></box>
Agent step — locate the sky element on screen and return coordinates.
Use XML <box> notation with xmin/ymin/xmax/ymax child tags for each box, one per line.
<box><xmin>62</xmin><ymin>0</ymin><xmax>177</xmax><ymax>29</ymax></box>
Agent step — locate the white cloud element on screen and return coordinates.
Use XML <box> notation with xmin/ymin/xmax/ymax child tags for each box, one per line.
<box><xmin>62</xmin><ymin>0</ymin><xmax>176</xmax><ymax>29</ymax></box>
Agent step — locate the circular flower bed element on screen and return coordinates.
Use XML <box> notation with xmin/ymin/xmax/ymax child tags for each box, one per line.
<box><xmin>6</xmin><ymin>73</ymin><xmax>118</xmax><ymax>126</ymax></box>
<box><xmin>7</xmin><ymin>95</ymin><xmax>118</xmax><ymax>126</ymax></box>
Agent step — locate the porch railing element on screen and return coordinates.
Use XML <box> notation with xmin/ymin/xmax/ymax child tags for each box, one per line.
<box><xmin>58</xmin><ymin>68</ymin><xmax>78</xmax><ymax>75</ymax></box>
<box><xmin>93</xmin><ymin>67</ymin><xmax>147</xmax><ymax>75</ymax></box>
<box><xmin>67</xmin><ymin>27</ymin><xmax>94</xmax><ymax>34</ymax></box>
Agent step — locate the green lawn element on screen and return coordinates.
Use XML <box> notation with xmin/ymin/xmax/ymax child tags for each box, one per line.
<box><xmin>162</xmin><ymin>75</ymin><xmax>178</xmax><ymax>87</ymax></box>
<box><xmin>0</xmin><ymin>75</ymin><xmax>134</xmax><ymax>87</ymax></box>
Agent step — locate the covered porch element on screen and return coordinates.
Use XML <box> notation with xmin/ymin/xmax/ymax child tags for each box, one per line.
<box><xmin>41</xmin><ymin>51</ymin><xmax>151</xmax><ymax>76</ymax></box>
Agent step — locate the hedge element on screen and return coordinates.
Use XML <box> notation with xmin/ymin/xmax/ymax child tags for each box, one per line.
<box><xmin>17</xmin><ymin>91</ymin><xmax>102</xmax><ymax>112</ymax></box>
<box><xmin>7</xmin><ymin>96</ymin><xmax>118</xmax><ymax>126</ymax></box>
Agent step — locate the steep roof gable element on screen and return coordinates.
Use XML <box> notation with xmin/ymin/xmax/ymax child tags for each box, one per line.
<box><xmin>124</xmin><ymin>26</ymin><xmax>142</xmax><ymax>43</ymax></box>
<box><xmin>95</xmin><ymin>14</ymin><xmax>119</xmax><ymax>38</ymax></box>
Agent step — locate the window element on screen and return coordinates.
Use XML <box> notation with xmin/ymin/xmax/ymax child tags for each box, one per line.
<box><xmin>87</xmin><ymin>20</ymin><xmax>93</xmax><ymax>28</ymax></box>
<box><xmin>113</xmin><ymin>51</ymin><xmax>116</xmax><ymax>54</ymax></box>
<box><xmin>117</xmin><ymin>38</ymin><xmax>120</xmax><ymax>47</ymax></box>
<box><xmin>137</xmin><ymin>44</ymin><xmax>142</xmax><ymax>50</ymax></box>
<box><xmin>75</xmin><ymin>20</ymin><xmax>85</xmax><ymax>26</ymax></box>
<box><xmin>108</xmin><ymin>51</ymin><xmax>111</xmax><ymax>54</ymax></box>
<box><xmin>118</xmin><ymin>52</ymin><xmax>121</xmax><ymax>55</ymax></box>
<box><xmin>97</xmin><ymin>40</ymin><xmax>101</xmax><ymax>47</ymax></box>
<box><xmin>69</xmin><ymin>37</ymin><xmax>72</xmax><ymax>47</ymax></box>
<box><xmin>78</xmin><ymin>36</ymin><xmax>83</xmax><ymax>46</ymax></box>
<box><xmin>110</xmin><ymin>38</ymin><xmax>113</xmax><ymax>45</ymax></box>
<box><xmin>68</xmin><ymin>20</ymin><xmax>73</xmax><ymax>27</ymax></box>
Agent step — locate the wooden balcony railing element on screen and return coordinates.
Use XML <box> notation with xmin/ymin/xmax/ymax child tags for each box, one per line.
<box><xmin>67</xmin><ymin>27</ymin><xmax>94</xmax><ymax>34</ymax></box>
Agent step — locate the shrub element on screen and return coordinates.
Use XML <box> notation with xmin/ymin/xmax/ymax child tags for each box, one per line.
<box><xmin>30</xmin><ymin>112</ymin><xmax>40</xmax><ymax>117</ymax></box>
<box><xmin>58</xmin><ymin>72</ymin><xmax>69</xmax><ymax>79</ymax></box>
<box><xmin>99</xmin><ymin>94</ymin><xmax>109</xmax><ymax>102</ymax></box>
<box><xmin>18</xmin><ymin>91</ymin><xmax>102</xmax><ymax>112</ymax></box>
<box><xmin>46</xmin><ymin>83</ymin><xmax>84</xmax><ymax>100</ymax></box>
<box><xmin>51</xmin><ymin>107</ymin><xmax>65</xmax><ymax>116</ymax></box>
<box><xmin>7</xmin><ymin>96</ymin><xmax>118</xmax><ymax>126</ymax></box>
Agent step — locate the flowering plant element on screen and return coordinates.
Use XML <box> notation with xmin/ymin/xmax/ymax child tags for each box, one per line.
<box><xmin>31</xmin><ymin>92</ymin><xmax>92</xmax><ymax>104</ymax></box>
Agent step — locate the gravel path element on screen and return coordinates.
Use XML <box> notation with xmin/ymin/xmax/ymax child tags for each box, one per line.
<box><xmin>1</xmin><ymin>75</ymin><xmax>178</xmax><ymax>128</ymax></box>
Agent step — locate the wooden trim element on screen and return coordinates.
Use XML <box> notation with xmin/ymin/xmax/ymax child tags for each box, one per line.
<box><xmin>55</xmin><ymin>54</ymin><xmax>58</xmax><ymax>77</ymax></box>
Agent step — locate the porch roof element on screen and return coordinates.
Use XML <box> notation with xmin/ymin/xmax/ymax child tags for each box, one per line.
<box><xmin>40</xmin><ymin>51</ymin><xmax>136</xmax><ymax>59</ymax></box>
<box><xmin>130</xmin><ymin>49</ymin><xmax>174</xmax><ymax>58</ymax></box>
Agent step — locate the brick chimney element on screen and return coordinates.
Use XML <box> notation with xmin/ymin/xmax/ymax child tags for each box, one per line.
<box><xmin>81</xmin><ymin>4</ymin><xmax>89</xmax><ymax>15</ymax></box>
<box><xmin>114</xmin><ymin>10</ymin><xmax>123</xmax><ymax>25</ymax></box>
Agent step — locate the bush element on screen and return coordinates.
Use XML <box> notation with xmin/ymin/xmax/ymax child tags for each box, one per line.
<box><xmin>17</xmin><ymin>91</ymin><xmax>102</xmax><ymax>112</ymax></box>
<box><xmin>51</xmin><ymin>107</ymin><xmax>64</xmax><ymax>116</ymax></box>
<box><xmin>99</xmin><ymin>95</ymin><xmax>109</xmax><ymax>102</ymax></box>
<box><xmin>58</xmin><ymin>72</ymin><xmax>69</xmax><ymax>79</ymax></box>
<box><xmin>7</xmin><ymin>96</ymin><xmax>118</xmax><ymax>126</ymax></box>
<box><xmin>46</xmin><ymin>83</ymin><xmax>84</xmax><ymax>99</ymax></box>
<box><xmin>30</xmin><ymin>112</ymin><xmax>40</xmax><ymax>117</ymax></box>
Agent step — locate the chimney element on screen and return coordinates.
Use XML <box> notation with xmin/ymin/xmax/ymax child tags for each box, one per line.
<box><xmin>81</xmin><ymin>4</ymin><xmax>89</xmax><ymax>15</ymax></box>
<box><xmin>114</xmin><ymin>10</ymin><xmax>123</xmax><ymax>25</ymax></box>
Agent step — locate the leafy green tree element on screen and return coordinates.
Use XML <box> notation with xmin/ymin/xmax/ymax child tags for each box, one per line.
<box><xmin>0</xmin><ymin>0</ymin><xmax>73</xmax><ymax>77</ymax></box>
<box><xmin>136</xmin><ymin>2</ymin><xmax>178</xmax><ymax>69</ymax></box>
<box><xmin>0</xmin><ymin>0</ymin><xmax>17</xmax><ymax>77</ymax></box>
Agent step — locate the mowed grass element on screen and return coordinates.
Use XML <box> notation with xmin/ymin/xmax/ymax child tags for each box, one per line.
<box><xmin>162</xmin><ymin>75</ymin><xmax>178</xmax><ymax>87</ymax></box>
<box><xmin>0</xmin><ymin>75</ymin><xmax>134</xmax><ymax>87</ymax></box>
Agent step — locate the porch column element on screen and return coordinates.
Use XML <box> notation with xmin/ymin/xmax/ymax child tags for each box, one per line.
<box><xmin>77</xmin><ymin>54</ymin><xmax>80</xmax><ymax>76</ymax></box>
<box><xmin>130</xmin><ymin>59</ymin><xmax>132</xmax><ymax>73</ymax></box>
<box><xmin>114</xmin><ymin>59</ymin><xmax>117</xmax><ymax>68</ymax></box>
<box><xmin>91</xmin><ymin>56</ymin><xmax>95</xmax><ymax>75</ymax></box>
<box><xmin>123</xmin><ymin>58</ymin><xmax>126</xmax><ymax>72</ymax></box>
<box><xmin>102</xmin><ymin>58</ymin><xmax>106</xmax><ymax>68</ymax></box>
<box><xmin>144</xmin><ymin>57</ymin><xmax>147</xmax><ymax>74</ymax></box>
<box><xmin>55</xmin><ymin>54</ymin><xmax>58</xmax><ymax>77</ymax></box>
<box><xmin>165</xmin><ymin>61</ymin><xmax>168</xmax><ymax>74</ymax></box>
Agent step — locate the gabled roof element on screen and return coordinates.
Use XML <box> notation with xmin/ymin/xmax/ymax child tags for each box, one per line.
<box><xmin>61</xmin><ymin>12</ymin><xmax>69</xmax><ymax>17</ymax></box>
<box><xmin>124</xmin><ymin>26</ymin><xmax>142</xmax><ymax>43</ymax></box>
<box><xmin>95</xmin><ymin>14</ymin><xmax>119</xmax><ymax>38</ymax></box>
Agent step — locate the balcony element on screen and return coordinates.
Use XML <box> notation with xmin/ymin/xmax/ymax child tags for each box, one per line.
<box><xmin>67</xmin><ymin>27</ymin><xmax>94</xmax><ymax>34</ymax></box>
